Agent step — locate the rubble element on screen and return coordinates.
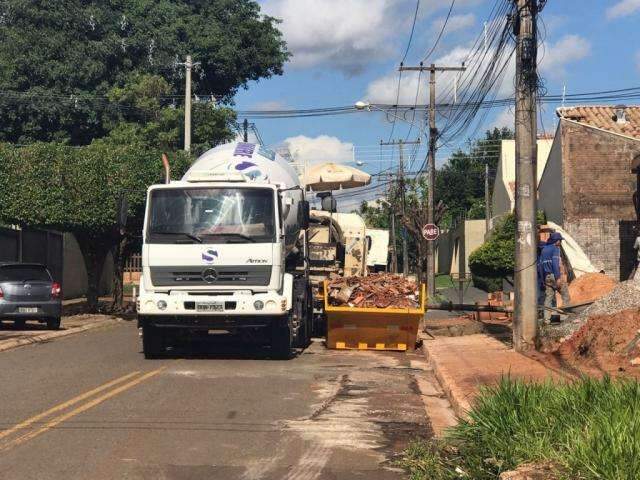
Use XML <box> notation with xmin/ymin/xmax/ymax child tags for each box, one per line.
<box><xmin>327</xmin><ymin>273</ymin><xmax>420</xmax><ymax>308</ymax></box>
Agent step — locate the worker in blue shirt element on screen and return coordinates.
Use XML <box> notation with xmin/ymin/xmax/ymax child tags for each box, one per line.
<box><xmin>538</xmin><ymin>232</ymin><xmax>570</xmax><ymax>324</ymax></box>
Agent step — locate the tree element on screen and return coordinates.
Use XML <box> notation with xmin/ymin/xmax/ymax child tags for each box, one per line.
<box><xmin>0</xmin><ymin>142</ymin><xmax>192</xmax><ymax>310</ymax></box>
<box><xmin>0</xmin><ymin>0</ymin><xmax>288</xmax><ymax>145</ymax></box>
<box><xmin>436</xmin><ymin>127</ymin><xmax>513</xmax><ymax>226</ymax></box>
<box><xmin>106</xmin><ymin>74</ymin><xmax>237</xmax><ymax>155</ymax></box>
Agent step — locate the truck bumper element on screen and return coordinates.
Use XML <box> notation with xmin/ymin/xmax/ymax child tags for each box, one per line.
<box><xmin>139</xmin><ymin>314</ymin><xmax>284</xmax><ymax>330</ymax></box>
<box><xmin>137</xmin><ymin>291</ymin><xmax>289</xmax><ymax>318</ymax></box>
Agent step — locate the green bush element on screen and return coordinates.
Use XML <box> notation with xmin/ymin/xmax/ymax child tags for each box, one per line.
<box><xmin>469</xmin><ymin>212</ymin><xmax>545</xmax><ymax>292</ymax></box>
<box><xmin>402</xmin><ymin>376</ymin><xmax>640</xmax><ymax>479</ymax></box>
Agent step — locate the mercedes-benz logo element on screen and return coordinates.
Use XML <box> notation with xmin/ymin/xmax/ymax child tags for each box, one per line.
<box><xmin>202</xmin><ymin>268</ymin><xmax>218</xmax><ymax>284</ymax></box>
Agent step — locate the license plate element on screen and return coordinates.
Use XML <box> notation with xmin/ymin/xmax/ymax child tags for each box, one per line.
<box><xmin>196</xmin><ymin>302</ymin><xmax>224</xmax><ymax>312</ymax></box>
<box><xmin>18</xmin><ymin>307</ymin><xmax>38</xmax><ymax>313</ymax></box>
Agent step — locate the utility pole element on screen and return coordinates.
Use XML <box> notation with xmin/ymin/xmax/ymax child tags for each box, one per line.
<box><xmin>513</xmin><ymin>0</ymin><xmax>539</xmax><ymax>351</ymax></box>
<box><xmin>485</xmin><ymin>163</ymin><xmax>491</xmax><ymax>235</ymax></box>
<box><xmin>400</xmin><ymin>63</ymin><xmax>466</xmax><ymax>298</ymax></box>
<box><xmin>386</xmin><ymin>173</ymin><xmax>398</xmax><ymax>274</ymax></box>
<box><xmin>180</xmin><ymin>55</ymin><xmax>200</xmax><ymax>153</ymax></box>
<box><xmin>381</xmin><ymin>138</ymin><xmax>421</xmax><ymax>276</ymax></box>
<box><xmin>243</xmin><ymin>119</ymin><xmax>249</xmax><ymax>142</ymax></box>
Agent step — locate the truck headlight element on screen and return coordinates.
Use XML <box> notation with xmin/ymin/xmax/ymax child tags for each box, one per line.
<box><xmin>265</xmin><ymin>300</ymin><xmax>277</xmax><ymax>311</ymax></box>
<box><xmin>253</xmin><ymin>300</ymin><xmax>264</xmax><ymax>310</ymax></box>
<box><xmin>156</xmin><ymin>300</ymin><xmax>168</xmax><ymax>310</ymax></box>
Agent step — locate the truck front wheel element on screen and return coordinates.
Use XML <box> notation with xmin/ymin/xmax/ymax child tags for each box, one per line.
<box><xmin>142</xmin><ymin>324</ymin><xmax>165</xmax><ymax>359</ymax></box>
<box><xmin>271</xmin><ymin>316</ymin><xmax>293</xmax><ymax>360</ymax></box>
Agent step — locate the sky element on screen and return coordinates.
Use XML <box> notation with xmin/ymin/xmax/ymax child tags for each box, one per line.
<box><xmin>230</xmin><ymin>0</ymin><xmax>640</xmax><ymax>209</ymax></box>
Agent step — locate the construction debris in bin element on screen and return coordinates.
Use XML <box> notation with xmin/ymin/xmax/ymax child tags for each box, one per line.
<box><xmin>327</xmin><ymin>273</ymin><xmax>420</xmax><ymax>309</ymax></box>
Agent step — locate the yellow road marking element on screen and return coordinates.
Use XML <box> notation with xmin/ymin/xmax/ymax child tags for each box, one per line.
<box><xmin>0</xmin><ymin>371</ymin><xmax>141</xmax><ymax>442</ymax></box>
<box><xmin>0</xmin><ymin>367</ymin><xmax>166</xmax><ymax>452</ymax></box>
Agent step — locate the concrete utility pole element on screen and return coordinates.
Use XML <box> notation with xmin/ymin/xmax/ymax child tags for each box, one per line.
<box><xmin>180</xmin><ymin>55</ymin><xmax>200</xmax><ymax>153</ymax></box>
<box><xmin>400</xmin><ymin>63</ymin><xmax>466</xmax><ymax>298</ymax></box>
<box><xmin>381</xmin><ymin>138</ymin><xmax>421</xmax><ymax>276</ymax></box>
<box><xmin>485</xmin><ymin>163</ymin><xmax>491</xmax><ymax>235</ymax></box>
<box><xmin>513</xmin><ymin>0</ymin><xmax>539</xmax><ymax>351</ymax></box>
<box><xmin>386</xmin><ymin>174</ymin><xmax>398</xmax><ymax>274</ymax></box>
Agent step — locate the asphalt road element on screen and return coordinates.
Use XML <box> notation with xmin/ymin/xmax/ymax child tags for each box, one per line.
<box><xmin>0</xmin><ymin>321</ymin><xmax>439</xmax><ymax>479</ymax></box>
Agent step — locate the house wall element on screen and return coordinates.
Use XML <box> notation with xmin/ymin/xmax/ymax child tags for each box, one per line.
<box><xmin>63</xmin><ymin>233</ymin><xmax>113</xmax><ymax>299</ymax></box>
<box><xmin>560</xmin><ymin>120</ymin><xmax>640</xmax><ymax>280</ymax></box>
<box><xmin>537</xmin><ymin>128</ymin><xmax>563</xmax><ymax>225</ymax></box>
<box><xmin>435</xmin><ymin>220</ymin><xmax>486</xmax><ymax>276</ymax></box>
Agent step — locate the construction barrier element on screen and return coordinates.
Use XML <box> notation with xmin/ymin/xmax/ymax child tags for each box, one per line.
<box><xmin>323</xmin><ymin>281</ymin><xmax>426</xmax><ymax>352</ymax></box>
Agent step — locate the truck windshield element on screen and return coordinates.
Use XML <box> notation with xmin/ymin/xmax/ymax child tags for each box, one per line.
<box><xmin>147</xmin><ymin>187</ymin><xmax>276</xmax><ymax>244</ymax></box>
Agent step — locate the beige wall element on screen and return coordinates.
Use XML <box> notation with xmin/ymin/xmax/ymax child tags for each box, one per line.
<box><xmin>63</xmin><ymin>233</ymin><xmax>113</xmax><ymax>299</ymax></box>
<box><xmin>491</xmin><ymin>138</ymin><xmax>553</xmax><ymax>228</ymax></box>
<box><xmin>436</xmin><ymin>220</ymin><xmax>486</xmax><ymax>276</ymax></box>
<box><xmin>537</xmin><ymin>126</ymin><xmax>564</xmax><ymax>225</ymax></box>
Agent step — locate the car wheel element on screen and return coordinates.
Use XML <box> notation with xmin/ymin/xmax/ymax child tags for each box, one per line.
<box><xmin>47</xmin><ymin>317</ymin><xmax>61</xmax><ymax>330</ymax></box>
<box><xmin>14</xmin><ymin>319</ymin><xmax>26</xmax><ymax>329</ymax></box>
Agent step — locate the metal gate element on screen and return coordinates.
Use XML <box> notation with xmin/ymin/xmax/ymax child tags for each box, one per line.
<box><xmin>0</xmin><ymin>227</ymin><xmax>64</xmax><ymax>283</ymax></box>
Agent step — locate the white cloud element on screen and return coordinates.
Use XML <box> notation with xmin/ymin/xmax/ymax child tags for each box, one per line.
<box><xmin>431</xmin><ymin>13</ymin><xmax>476</xmax><ymax>36</ymax></box>
<box><xmin>261</xmin><ymin>0</ymin><xmax>400</xmax><ymax>74</ymax></box>
<box><xmin>281</xmin><ymin>135</ymin><xmax>354</xmax><ymax>165</ymax></box>
<box><xmin>261</xmin><ymin>0</ymin><xmax>483</xmax><ymax>74</ymax></box>
<box><xmin>539</xmin><ymin>34</ymin><xmax>591</xmax><ymax>79</ymax></box>
<box><xmin>606</xmin><ymin>0</ymin><xmax>640</xmax><ymax>19</ymax></box>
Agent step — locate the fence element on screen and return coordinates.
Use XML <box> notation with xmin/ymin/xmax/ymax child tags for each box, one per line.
<box><xmin>0</xmin><ymin>227</ymin><xmax>64</xmax><ymax>283</ymax></box>
<box><xmin>124</xmin><ymin>253</ymin><xmax>142</xmax><ymax>284</ymax></box>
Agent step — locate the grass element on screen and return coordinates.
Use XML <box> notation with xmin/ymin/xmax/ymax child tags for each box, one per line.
<box><xmin>435</xmin><ymin>274</ymin><xmax>455</xmax><ymax>290</ymax></box>
<box><xmin>401</xmin><ymin>376</ymin><xmax>640</xmax><ymax>479</ymax></box>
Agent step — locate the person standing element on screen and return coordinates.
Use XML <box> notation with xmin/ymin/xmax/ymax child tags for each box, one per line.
<box><xmin>538</xmin><ymin>232</ymin><xmax>570</xmax><ymax>324</ymax></box>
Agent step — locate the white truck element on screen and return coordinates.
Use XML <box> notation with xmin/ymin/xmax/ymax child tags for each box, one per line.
<box><xmin>137</xmin><ymin>141</ymin><xmax>312</xmax><ymax>359</ymax></box>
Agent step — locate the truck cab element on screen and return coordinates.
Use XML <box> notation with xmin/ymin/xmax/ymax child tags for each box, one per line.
<box><xmin>137</xmin><ymin>142</ymin><xmax>311</xmax><ymax>359</ymax></box>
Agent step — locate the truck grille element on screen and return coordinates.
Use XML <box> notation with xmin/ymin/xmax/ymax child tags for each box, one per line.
<box><xmin>150</xmin><ymin>266</ymin><xmax>271</xmax><ymax>287</ymax></box>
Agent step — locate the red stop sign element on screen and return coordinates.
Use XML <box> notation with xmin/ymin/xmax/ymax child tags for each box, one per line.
<box><xmin>422</xmin><ymin>224</ymin><xmax>440</xmax><ymax>241</ymax></box>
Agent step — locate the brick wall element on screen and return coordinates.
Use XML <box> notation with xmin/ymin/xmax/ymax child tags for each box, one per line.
<box><xmin>563</xmin><ymin>218</ymin><xmax>636</xmax><ymax>280</ymax></box>
<box><xmin>560</xmin><ymin>121</ymin><xmax>640</xmax><ymax>280</ymax></box>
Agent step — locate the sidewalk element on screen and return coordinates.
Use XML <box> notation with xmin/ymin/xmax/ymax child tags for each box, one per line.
<box><xmin>421</xmin><ymin>333</ymin><xmax>571</xmax><ymax>417</ymax></box>
<box><xmin>0</xmin><ymin>314</ymin><xmax>123</xmax><ymax>353</ymax></box>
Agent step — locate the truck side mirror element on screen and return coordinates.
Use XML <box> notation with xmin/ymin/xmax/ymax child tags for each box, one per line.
<box><xmin>299</xmin><ymin>200</ymin><xmax>310</xmax><ymax>230</ymax></box>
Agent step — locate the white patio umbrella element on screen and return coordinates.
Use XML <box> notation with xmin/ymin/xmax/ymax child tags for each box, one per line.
<box><xmin>303</xmin><ymin>163</ymin><xmax>371</xmax><ymax>192</ymax></box>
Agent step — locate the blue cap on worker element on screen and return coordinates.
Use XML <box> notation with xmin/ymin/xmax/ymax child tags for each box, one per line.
<box><xmin>549</xmin><ymin>232</ymin><xmax>563</xmax><ymax>243</ymax></box>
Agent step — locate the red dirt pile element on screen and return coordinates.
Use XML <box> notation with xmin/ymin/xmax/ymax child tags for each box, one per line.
<box><xmin>563</xmin><ymin>272</ymin><xmax>617</xmax><ymax>306</ymax></box>
<box><xmin>327</xmin><ymin>273</ymin><xmax>419</xmax><ymax>308</ymax></box>
<box><xmin>557</xmin><ymin>308</ymin><xmax>640</xmax><ymax>376</ymax></box>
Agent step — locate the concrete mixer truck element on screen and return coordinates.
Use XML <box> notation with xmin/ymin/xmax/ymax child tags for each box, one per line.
<box><xmin>136</xmin><ymin>142</ymin><xmax>312</xmax><ymax>359</ymax></box>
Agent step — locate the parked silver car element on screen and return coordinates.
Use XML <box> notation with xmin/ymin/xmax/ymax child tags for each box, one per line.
<box><xmin>0</xmin><ymin>263</ymin><xmax>62</xmax><ymax>330</ymax></box>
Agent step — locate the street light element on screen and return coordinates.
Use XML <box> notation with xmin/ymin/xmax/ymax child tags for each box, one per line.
<box><xmin>354</xmin><ymin>101</ymin><xmax>427</xmax><ymax>137</ymax></box>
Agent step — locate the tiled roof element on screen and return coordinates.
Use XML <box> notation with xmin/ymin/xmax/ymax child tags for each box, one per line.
<box><xmin>556</xmin><ymin>106</ymin><xmax>640</xmax><ymax>139</ymax></box>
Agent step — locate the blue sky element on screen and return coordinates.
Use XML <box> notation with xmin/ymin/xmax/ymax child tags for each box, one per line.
<box><xmin>230</xmin><ymin>0</ymin><xmax>640</xmax><ymax>207</ymax></box>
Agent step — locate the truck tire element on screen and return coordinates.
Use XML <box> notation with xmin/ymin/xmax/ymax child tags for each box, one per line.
<box><xmin>142</xmin><ymin>324</ymin><xmax>164</xmax><ymax>359</ymax></box>
<box><xmin>271</xmin><ymin>317</ymin><xmax>293</xmax><ymax>360</ymax></box>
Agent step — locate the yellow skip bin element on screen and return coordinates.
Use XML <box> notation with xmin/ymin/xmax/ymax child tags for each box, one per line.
<box><xmin>324</xmin><ymin>281</ymin><xmax>426</xmax><ymax>352</ymax></box>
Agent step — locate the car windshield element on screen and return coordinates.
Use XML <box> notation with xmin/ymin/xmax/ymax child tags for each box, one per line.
<box><xmin>0</xmin><ymin>265</ymin><xmax>51</xmax><ymax>282</ymax></box>
<box><xmin>147</xmin><ymin>187</ymin><xmax>276</xmax><ymax>244</ymax></box>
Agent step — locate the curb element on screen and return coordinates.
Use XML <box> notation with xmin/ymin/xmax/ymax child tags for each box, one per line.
<box><xmin>419</xmin><ymin>333</ymin><xmax>472</xmax><ymax>419</ymax></box>
<box><xmin>0</xmin><ymin>318</ymin><xmax>122</xmax><ymax>353</ymax></box>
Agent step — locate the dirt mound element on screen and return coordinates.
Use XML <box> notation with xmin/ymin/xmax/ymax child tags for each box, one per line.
<box><xmin>565</xmin><ymin>272</ymin><xmax>617</xmax><ymax>306</ymax></box>
<box><xmin>557</xmin><ymin>308</ymin><xmax>640</xmax><ymax>376</ymax></box>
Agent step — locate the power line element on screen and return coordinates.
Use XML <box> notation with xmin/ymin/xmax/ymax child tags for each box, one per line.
<box><xmin>422</xmin><ymin>0</ymin><xmax>456</xmax><ymax>62</ymax></box>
